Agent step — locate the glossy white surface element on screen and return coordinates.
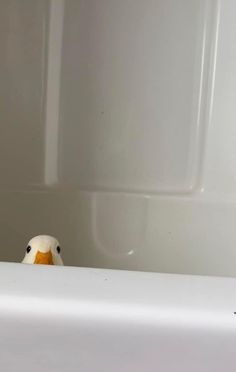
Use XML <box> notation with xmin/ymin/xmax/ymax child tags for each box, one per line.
<box><xmin>0</xmin><ymin>0</ymin><xmax>47</xmax><ymax>185</ymax></box>
<box><xmin>1</xmin><ymin>263</ymin><xmax>236</xmax><ymax>371</ymax></box>
<box><xmin>59</xmin><ymin>0</ymin><xmax>213</xmax><ymax>192</ymax></box>
<box><xmin>1</xmin><ymin>2</ymin><xmax>236</xmax><ymax>369</ymax></box>
<box><xmin>0</xmin><ymin>0</ymin><xmax>236</xmax><ymax>278</ymax></box>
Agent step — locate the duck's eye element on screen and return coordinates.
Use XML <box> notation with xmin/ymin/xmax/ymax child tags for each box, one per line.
<box><xmin>57</xmin><ymin>246</ymin><xmax>61</xmax><ymax>254</ymax></box>
<box><xmin>26</xmin><ymin>246</ymin><xmax>31</xmax><ymax>254</ymax></box>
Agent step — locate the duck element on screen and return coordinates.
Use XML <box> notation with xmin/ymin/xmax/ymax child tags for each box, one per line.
<box><xmin>22</xmin><ymin>235</ymin><xmax>63</xmax><ymax>265</ymax></box>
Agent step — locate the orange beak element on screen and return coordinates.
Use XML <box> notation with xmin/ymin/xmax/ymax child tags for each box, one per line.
<box><xmin>34</xmin><ymin>250</ymin><xmax>54</xmax><ymax>265</ymax></box>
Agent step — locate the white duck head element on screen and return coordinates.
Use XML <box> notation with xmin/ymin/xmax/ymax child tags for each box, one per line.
<box><xmin>22</xmin><ymin>235</ymin><xmax>63</xmax><ymax>265</ymax></box>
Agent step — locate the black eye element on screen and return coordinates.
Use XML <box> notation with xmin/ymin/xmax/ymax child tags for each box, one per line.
<box><xmin>56</xmin><ymin>246</ymin><xmax>61</xmax><ymax>254</ymax></box>
<box><xmin>26</xmin><ymin>246</ymin><xmax>31</xmax><ymax>253</ymax></box>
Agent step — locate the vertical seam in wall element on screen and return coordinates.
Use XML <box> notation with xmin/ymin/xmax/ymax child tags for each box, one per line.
<box><xmin>194</xmin><ymin>0</ymin><xmax>221</xmax><ymax>192</ymax></box>
<box><xmin>44</xmin><ymin>0</ymin><xmax>65</xmax><ymax>186</ymax></box>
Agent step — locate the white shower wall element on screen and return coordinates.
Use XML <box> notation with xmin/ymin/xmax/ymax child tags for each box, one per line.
<box><xmin>1</xmin><ymin>0</ymin><xmax>236</xmax><ymax>276</ymax></box>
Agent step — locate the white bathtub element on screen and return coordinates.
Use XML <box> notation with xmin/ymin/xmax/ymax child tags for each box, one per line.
<box><xmin>1</xmin><ymin>262</ymin><xmax>236</xmax><ymax>371</ymax></box>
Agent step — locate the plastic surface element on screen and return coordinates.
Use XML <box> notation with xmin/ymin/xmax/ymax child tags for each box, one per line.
<box><xmin>0</xmin><ymin>0</ymin><xmax>236</xmax><ymax>278</ymax></box>
<box><xmin>2</xmin><ymin>2</ymin><xmax>236</xmax><ymax>370</ymax></box>
<box><xmin>0</xmin><ymin>0</ymin><xmax>47</xmax><ymax>185</ymax></box>
<box><xmin>59</xmin><ymin>0</ymin><xmax>212</xmax><ymax>192</ymax></box>
<box><xmin>1</xmin><ymin>263</ymin><xmax>236</xmax><ymax>371</ymax></box>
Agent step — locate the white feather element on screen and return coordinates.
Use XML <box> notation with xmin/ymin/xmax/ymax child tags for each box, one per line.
<box><xmin>22</xmin><ymin>235</ymin><xmax>63</xmax><ymax>265</ymax></box>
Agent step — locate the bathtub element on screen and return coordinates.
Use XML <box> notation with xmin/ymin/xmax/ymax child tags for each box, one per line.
<box><xmin>1</xmin><ymin>263</ymin><xmax>236</xmax><ymax>371</ymax></box>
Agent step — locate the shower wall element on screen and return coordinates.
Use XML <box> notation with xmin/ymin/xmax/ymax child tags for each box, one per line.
<box><xmin>1</xmin><ymin>0</ymin><xmax>236</xmax><ymax>276</ymax></box>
